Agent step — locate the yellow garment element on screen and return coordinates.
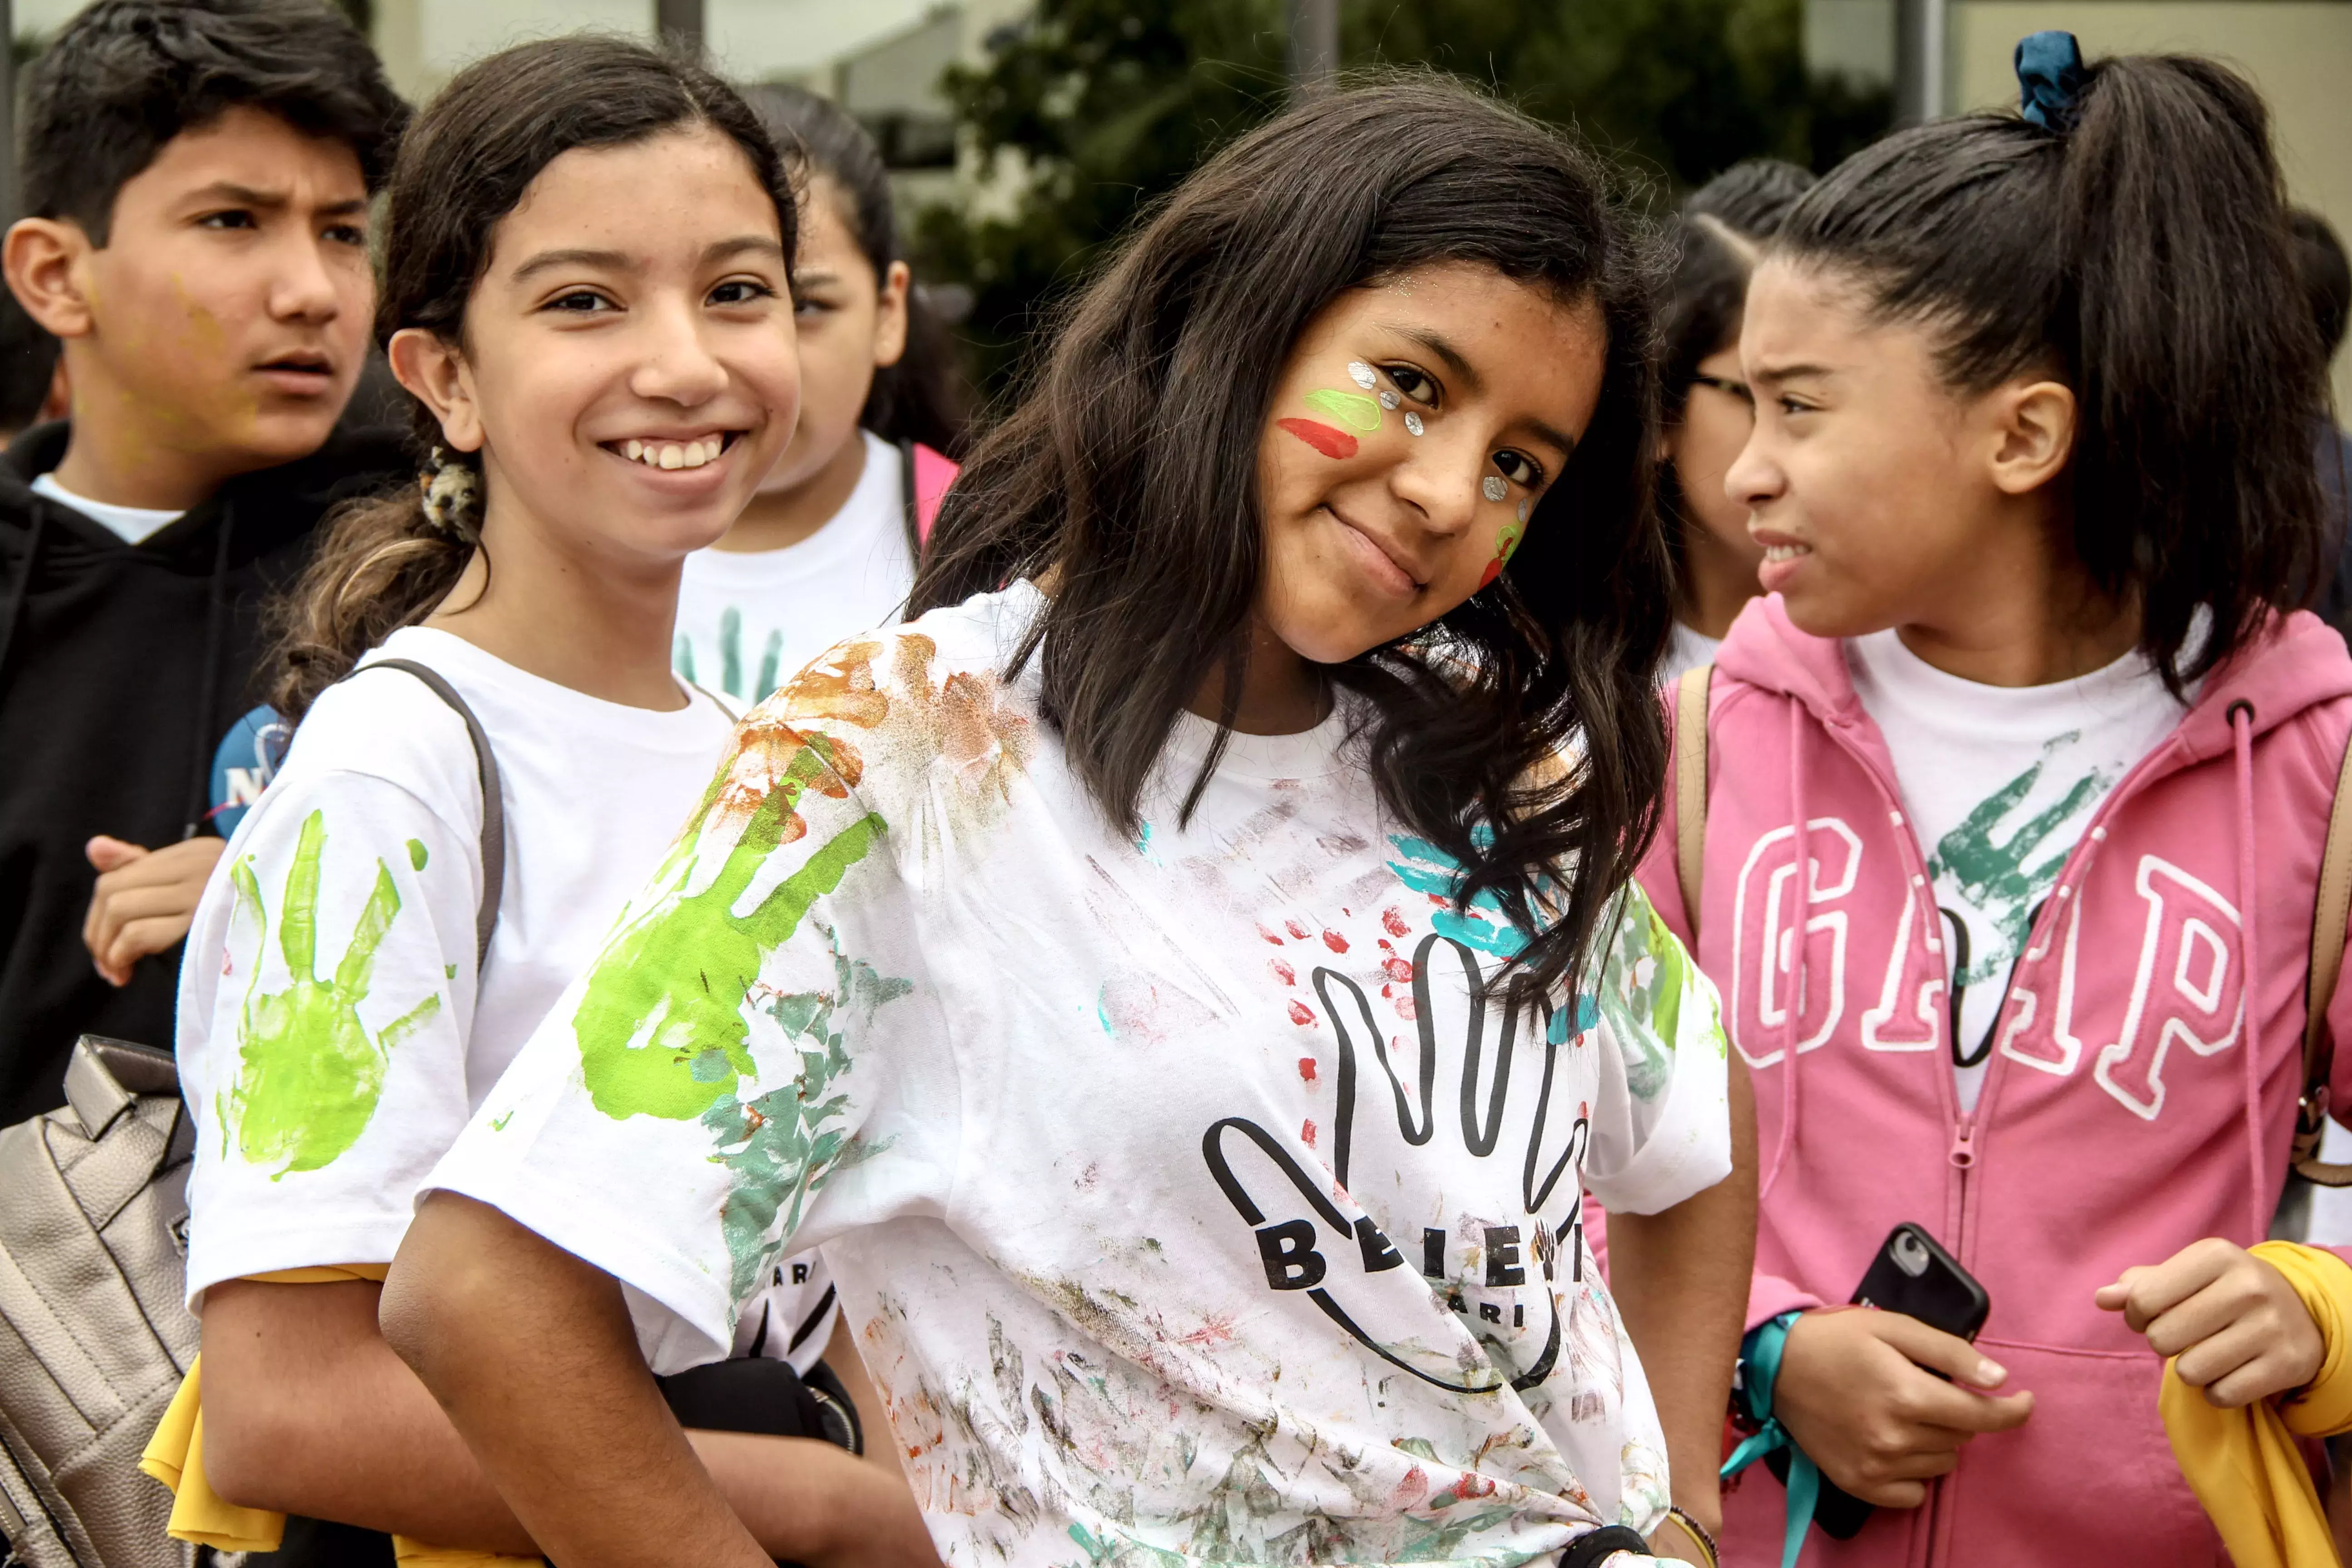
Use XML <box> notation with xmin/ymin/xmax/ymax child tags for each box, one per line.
<box><xmin>2159</xmin><ymin>1240</ymin><xmax>2352</xmax><ymax>1568</ymax></box>
<box><xmin>138</xmin><ymin>1265</ymin><xmax>539</xmax><ymax>1567</ymax></box>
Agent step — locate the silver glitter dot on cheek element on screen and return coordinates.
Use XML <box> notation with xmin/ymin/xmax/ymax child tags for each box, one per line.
<box><xmin>1517</xmin><ymin>499</ymin><xmax>1530</xmax><ymax>524</ymax></box>
<box><xmin>1481</xmin><ymin>475</ymin><xmax>1508</xmax><ymax>503</ymax></box>
<box><xmin>1404</xmin><ymin>412</ymin><xmax>1424</xmax><ymax>436</ymax></box>
<box><xmin>1347</xmin><ymin>361</ymin><xmax>1377</xmax><ymax>390</ymax></box>
<box><xmin>1377</xmin><ymin>390</ymin><xmax>1399</xmax><ymax>410</ymax></box>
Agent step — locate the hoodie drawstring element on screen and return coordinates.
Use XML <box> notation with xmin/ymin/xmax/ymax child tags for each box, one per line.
<box><xmin>1764</xmin><ymin>697</ymin><xmax>1809</xmax><ymax>1200</ymax></box>
<box><xmin>0</xmin><ymin>505</ymin><xmax>46</xmax><ymax>690</ymax></box>
<box><xmin>181</xmin><ymin>512</ymin><xmax>234</xmax><ymax>840</ymax></box>
<box><xmin>2230</xmin><ymin>701</ymin><xmax>2268</xmax><ymax>1244</ymax></box>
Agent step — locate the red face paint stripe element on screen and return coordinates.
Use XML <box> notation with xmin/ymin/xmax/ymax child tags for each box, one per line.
<box><xmin>1278</xmin><ymin>417</ymin><xmax>1357</xmax><ymax>460</ymax></box>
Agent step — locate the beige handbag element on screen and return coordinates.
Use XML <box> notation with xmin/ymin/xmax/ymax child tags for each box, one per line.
<box><xmin>0</xmin><ymin>659</ymin><xmax>504</xmax><ymax>1567</ymax></box>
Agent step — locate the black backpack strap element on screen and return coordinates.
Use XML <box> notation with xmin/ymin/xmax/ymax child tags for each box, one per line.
<box><xmin>1560</xmin><ymin>1524</ymin><xmax>1652</xmax><ymax>1567</ymax></box>
<box><xmin>897</xmin><ymin>436</ymin><xmax>921</xmax><ymax>562</ymax></box>
<box><xmin>349</xmin><ymin>658</ymin><xmax>505</xmax><ymax>969</ymax></box>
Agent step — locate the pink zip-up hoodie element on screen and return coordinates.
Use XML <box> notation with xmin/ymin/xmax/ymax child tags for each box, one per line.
<box><xmin>1636</xmin><ymin>594</ymin><xmax>2352</xmax><ymax>1567</ymax></box>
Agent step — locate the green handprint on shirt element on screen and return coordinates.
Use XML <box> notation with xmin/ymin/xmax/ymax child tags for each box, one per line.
<box><xmin>574</xmin><ymin>729</ymin><xmax>885</xmax><ymax>1123</ymax></box>
<box><xmin>228</xmin><ymin>810</ymin><xmax>442</xmax><ymax>1177</ymax></box>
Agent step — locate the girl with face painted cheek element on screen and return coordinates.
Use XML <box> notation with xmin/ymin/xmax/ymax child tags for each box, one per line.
<box><xmin>1651</xmin><ymin>161</ymin><xmax>1813</xmax><ymax>684</ymax></box>
<box><xmin>167</xmin><ymin>38</ymin><xmax>931</xmax><ymax>1568</ymax></box>
<box><xmin>382</xmin><ymin>78</ymin><xmax>1752</xmax><ymax>1568</ymax></box>
<box><xmin>1642</xmin><ymin>35</ymin><xmax>2348</xmax><ymax>1568</ymax></box>
<box><xmin>671</xmin><ymin>85</ymin><xmax>963</xmax><ymax>707</ymax></box>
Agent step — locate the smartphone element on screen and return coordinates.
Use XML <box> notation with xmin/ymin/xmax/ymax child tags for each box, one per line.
<box><xmin>1764</xmin><ymin>1224</ymin><xmax>1992</xmax><ymax>1540</ymax></box>
<box><xmin>1852</xmin><ymin>1223</ymin><xmax>1991</xmax><ymax>1342</ymax></box>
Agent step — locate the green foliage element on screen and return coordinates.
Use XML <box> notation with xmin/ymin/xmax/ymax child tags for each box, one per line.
<box><xmin>916</xmin><ymin>0</ymin><xmax>1889</xmax><ymax>397</ymax></box>
<box><xmin>915</xmin><ymin>0</ymin><xmax>1292</xmax><ymax>393</ymax></box>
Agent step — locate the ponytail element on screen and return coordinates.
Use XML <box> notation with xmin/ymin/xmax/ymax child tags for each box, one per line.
<box><xmin>268</xmin><ymin>455</ymin><xmax>479</xmax><ymax>721</ymax></box>
<box><xmin>1775</xmin><ymin>46</ymin><xmax>2328</xmax><ymax>691</ymax></box>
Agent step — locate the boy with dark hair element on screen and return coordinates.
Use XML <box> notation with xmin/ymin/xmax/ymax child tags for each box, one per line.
<box><xmin>0</xmin><ymin>0</ymin><xmax>409</xmax><ymax>1126</ymax></box>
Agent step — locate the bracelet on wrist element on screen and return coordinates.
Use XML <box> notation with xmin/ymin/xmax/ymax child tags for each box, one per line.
<box><xmin>1656</xmin><ymin>1504</ymin><xmax>1720</xmax><ymax>1568</ymax></box>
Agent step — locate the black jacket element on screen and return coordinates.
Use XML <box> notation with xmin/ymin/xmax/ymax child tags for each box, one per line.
<box><xmin>0</xmin><ymin>420</ymin><xmax>408</xmax><ymax>1125</ymax></box>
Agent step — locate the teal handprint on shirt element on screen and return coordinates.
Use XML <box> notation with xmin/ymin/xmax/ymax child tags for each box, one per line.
<box><xmin>227</xmin><ymin>810</ymin><xmax>442</xmax><ymax>1177</ymax></box>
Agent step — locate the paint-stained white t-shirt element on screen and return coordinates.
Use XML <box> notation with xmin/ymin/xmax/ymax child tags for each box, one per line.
<box><xmin>176</xmin><ymin>627</ymin><xmax>837</xmax><ymax>1374</ymax></box>
<box><xmin>427</xmin><ymin>582</ymin><xmax>1734</xmax><ymax>1567</ymax></box>
<box><xmin>1847</xmin><ymin>629</ymin><xmax>2191</xmax><ymax>1112</ymax></box>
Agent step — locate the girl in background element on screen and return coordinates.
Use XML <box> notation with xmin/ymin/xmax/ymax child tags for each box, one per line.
<box><xmin>671</xmin><ymin>84</ymin><xmax>963</xmax><ymax>705</ymax></box>
<box><xmin>1656</xmin><ymin>160</ymin><xmax>1812</xmax><ymax>684</ymax></box>
<box><xmin>159</xmin><ymin>38</ymin><xmax>926</xmax><ymax>1567</ymax></box>
<box><xmin>387</xmin><ymin>78</ymin><xmax>1751</xmax><ymax>1568</ymax></box>
<box><xmin>1644</xmin><ymin>37</ymin><xmax>2352</xmax><ymax>1565</ymax></box>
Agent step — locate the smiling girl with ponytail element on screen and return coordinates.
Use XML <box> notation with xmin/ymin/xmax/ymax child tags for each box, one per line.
<box><xmin>165</xmin><ymin>36</ymin><xmax>926</xmax><ymax>1566</ymax></box>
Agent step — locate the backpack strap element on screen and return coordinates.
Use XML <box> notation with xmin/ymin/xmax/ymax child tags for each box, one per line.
<box><xmin>1673</xmin><ymin>663</ymin><xmax>1714</xmax><ymax>942</ymax></box>
<box><xmin>2296</xmin><ymin>725</ymin><xmax>2352</xmax><ymax>1186</ymax></box>
<box><xmin>351</xmin><ymin>659</ymin><xmax>505</xmax><ymax>970</ymax></box>
<box><xmin>897</xmin><ymin>436</ymin><xmax>922</xmax><ymax>562</ymax></box>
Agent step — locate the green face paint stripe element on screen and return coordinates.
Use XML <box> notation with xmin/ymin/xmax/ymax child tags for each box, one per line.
<box><xmin>407</xmin><ymin>839</ymin><xmax>428</xmax><ymax>871</ymax></box>
<box><xmin>282</xmin><ymin>809</ymin><xmax>327</xmax><ymax>981</ymax></box>
<box><xmin>1303</xmin><ymin>387</ymin><xmax>1383</xmax><ymax>433</ymax></box>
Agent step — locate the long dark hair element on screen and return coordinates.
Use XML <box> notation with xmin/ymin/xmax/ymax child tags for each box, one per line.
<box><xmin>268</xmin><ymin>38</ymin><xmax>794</xmax><ymax>720</ymax></box>
<box><xmin>745</xmin><ymin>83</ymin><xmax>967</xmax><ymax>456</ymax></box>
<box><xmin>1773</xmin><ymin>51</ymin><xmax>2328</xmax><ymax>691</ymax></box>
<box><xmin>916</xmin><ymin>77</ymin><xmax>1672</xmax><ymax>1005</ymax></box>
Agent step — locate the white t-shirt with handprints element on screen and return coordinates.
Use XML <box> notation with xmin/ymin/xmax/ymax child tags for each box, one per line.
<box><xmin>428</xmin><ymin>582</ymin><xmax>1734</xmax><ymax>1567</ymax></box>
<box><xmin>176</xmin><ymin>627</ymin><xmax>836</xmax><ymax>1374</ymax></box>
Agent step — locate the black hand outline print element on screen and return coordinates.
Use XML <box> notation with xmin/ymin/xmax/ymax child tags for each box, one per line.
<box><xmin>1201</xmin><ymin>931</ymin><xmax>1589</xmax><ymax>1396</ymax></box>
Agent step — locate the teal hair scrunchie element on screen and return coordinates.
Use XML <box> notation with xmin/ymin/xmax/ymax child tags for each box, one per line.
<box><xmin>2015</xmin><ymin>29</ymin><xmax>2086</xmax><ymax>130</ymax></box>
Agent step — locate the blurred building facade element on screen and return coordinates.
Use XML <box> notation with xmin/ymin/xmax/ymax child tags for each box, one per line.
<box><xmin>4</xmin><ymin>0</ymin><xmax>2345</xmax><ymax>404</ymax></box>
<box><xmin>1807</xmin><ymin>0</ymin><xmax>2352</xmax><ymax>411</ymax></box>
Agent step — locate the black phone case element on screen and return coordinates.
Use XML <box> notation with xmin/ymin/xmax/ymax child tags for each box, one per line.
<box><xmin>1764</xmin><ymin>1224</ymin><xmax>1990</xmax><ymax>1541</ymax></box>
<box><xmin>1852</xmin><ymin>1224</ymin><xmax>1991</xmax><ymax>1341</ymax></box>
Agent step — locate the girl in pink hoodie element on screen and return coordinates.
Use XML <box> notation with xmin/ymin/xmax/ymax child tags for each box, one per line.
<box><xmin>1639</xmin><ymin>35</ymin><xmax>2349</xmax><ymax>1567</ymax></box>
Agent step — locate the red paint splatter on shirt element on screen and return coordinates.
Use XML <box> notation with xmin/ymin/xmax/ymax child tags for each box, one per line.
<box><xmin>1383</xmin><ymin>956</ymin><xmax>1413</xmax><ymax>984</ymax></box>
<box><xmin>1277</xmin><ymin>417</ymin><xmax>1358</xmax><ymax>460</ymax></box>
<box><xmin>1270</xmin><ymin>958</ymin><xmax>1296</xmax><ymax>986</ymax></box>
<box><xmin>1382</xmin><ymin>906</ymin><xmax>1411</xmax><ymax>937</ymax></box>
<box><xmin>1286</xmin><ymin>918</ymin><xmax>1312</xmax><ymax>940</ymax></box>
<box><xmin>1321</xmin><ymin>929</ymin><xmax>1349</xmax><ymax>954</ymax></box>
<box><xmin>1298</xmin><ymin>1057</ymin><xmax>1318</xmax><ymax>1083</ymax></box>
<box><xmin>1289</xmin><ymin>1000</ymin><xmax>1316</xmax><ymax>1026</ymax></box>
<box><xmin>1301</xmin><ymin>1118</ymin><xmax>1318</xmax><ymax>1148</ymax></box>
<box><xmin>1259</xmin><ymin>923</ymin><xmax>1286</xmax><ymax>945</ymax></box>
